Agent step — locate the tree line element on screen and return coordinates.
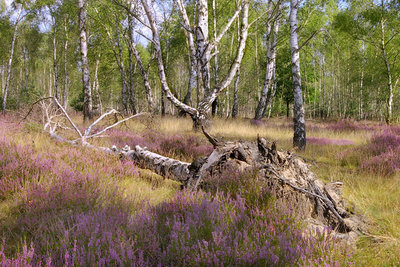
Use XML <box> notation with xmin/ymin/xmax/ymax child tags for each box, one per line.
<box><xmin>1</xmin><ymin>0</ymin><xmax>399</xmax><ymax>150</ymax></box>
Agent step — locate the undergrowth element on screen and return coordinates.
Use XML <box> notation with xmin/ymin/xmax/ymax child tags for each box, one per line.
<box><xmin>0</xmin><ymin>115</ymin><xmax>352</xmax><ymax>266</ymax></box>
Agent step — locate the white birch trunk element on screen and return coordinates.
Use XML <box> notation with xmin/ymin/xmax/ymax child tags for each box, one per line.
<box><xmin>78</xmin><ymin>0</ymin><xmax>93</xmax><ymax>121</ymax></box>
<box><xmin>254</xmin><ymin>0</ymin><xmax>282</xmax><ymax>121</ymax></box>
<box><xmin>63</xmin><ymin>17</ymin><xmax>69</xmax><ymax>109</ymax></box>
<box><xmin>52</xmin><ymin>20</ymin><xmax>60</xmax><ymax>100</ymax></box>
<box><xmin>177</xmin><ymin>0</ymin><xmax>197</xmax><ymax>106</ymax></box>
<box><xmin>290</xmin><ymin>0</ymin><xmax>306</xmax><ymax>150</ymax></box>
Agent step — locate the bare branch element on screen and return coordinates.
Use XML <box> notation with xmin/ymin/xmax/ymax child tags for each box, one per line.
<box><xmin>207</xmin><ymin>4</ymin><xmax>242</xmax><ymax>53</ymax></box>
<box><xmin>22</xmin><ymin>96</ymin><xmax>83</xmax><ymax>138</ymax></box>
<box><xmin>111</xmin><ymin>0</ymin><xmax>151</xmax><ymax>29</ymax></box>
<box><xmin>201</xmin><ymin>126</ymin><xmax>220</xmax><ymax>147</ymax></box>
<box><xmin>84</xmin><ymin>109</ymin><xmax>118</xmax><ymax>137</ymax></box>
<box><xmin>179</xmin><ymin>21</ymin><xmax>194</xmax><ymax>34</ymax></box>
<box><xmin>87</xmin><ymin>112</ymin><xmax>148</xmax><ymax>139</ymax></box>
<box><xmin>134</xmin><ymin>30</ymin><xmax>155</xmax><ymax>44</ymax></box>
<box><xmin>298</xmin><ymin>30</ymin><xmax>321</xmax><ymax>51</ymax></box>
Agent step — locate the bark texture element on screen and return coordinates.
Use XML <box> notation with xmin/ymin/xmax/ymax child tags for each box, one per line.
<box><xmin>290</xmin><ymin>0</ymin><xmax>306</xmax><ymax>150</ymax></box>
<box><xmin>127</xmin><ymin>4</ymin><xmax>137</xmax><ymax>114</ymax></box>
<box><xmin>112</xmin><ymin>135</ymin><xmax>364</xmax><ymax>244</ymax></box>
<box><xmin>115</xmin><ymin>16</ymin><xmax>129</xmax><ymax>114</ymax></box>
<box><xmin>177</xmin><ymin>0</ymin><xmax>197</xmax><ymax>107</ymax></box>
<box><xmin>254</xmin><ymin>1</ymin><xmax>282</xmax><ymax>120</ymax></box>
<box><xmin>78</xmin><ymin>0</ymin><xmax>93</xmax><ymax>121</ymax></box>
<box><xmin>52</xmin><ymin>24</ymin><xmax>60</xmax><ymax>100</ymax></box>
<box><xmin>63</xmin><ymin>18</ymin><xmax>69</xmax><ymax>109</ymax></box>
<box><xmin>141</xmin><ymin>0</ymin><xmax>249</xmax><ymax>129</ymax></box>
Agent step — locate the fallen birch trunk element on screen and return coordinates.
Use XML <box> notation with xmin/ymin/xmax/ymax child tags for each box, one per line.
<box><xmin>27</xmin><ymin>98</ymin><xmax>364</xmax><ymax>244</ymax></box>
<box><xmin>111</xmin><ymin>132</ymin><xmax>365</xmax><ymax>244</ymax></box>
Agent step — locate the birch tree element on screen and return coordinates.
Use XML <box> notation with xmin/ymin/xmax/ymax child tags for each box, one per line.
<box><xmin>254</xmin><ymin>0</ymin><xmax>283</xmax><ymax>121</ymax></box>
<box><xmin>78</xmin><ymin>0</ymin><xmax>92</xmax><ymax>121</ymax></box>
<box><xmin>141</xmin><ymin>0</ymin><xmax>250</xmax><ymax>129</ymax></box>
<box><xmin>290</xmin><ymin>0</ymin><xmax>306</xmax><ymax>150</ymax></box>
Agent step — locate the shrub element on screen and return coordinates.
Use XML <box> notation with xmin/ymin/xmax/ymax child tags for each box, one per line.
<box><xmin>341</xmin><ymin>128</ymin><xmax>400</xmax><ymax>175</ymax></box>
<box><xmin>107</xmin><ymin>129</ymin><xmax>213</xmax><ymax>161</ymax></box>
<box><xmin>307</xmin><ymin>137</ymin><xmax>354</xmax><ymax>146</ymax></box>
<box><xmin>327</xmin><ymin>119</ymin><xmax>372</xmax><ymax>132</ymax></box>
<box><xmin>1</xmin><ymin>191</ymin><xmax>350</xmax><ymax>266</ymax></box>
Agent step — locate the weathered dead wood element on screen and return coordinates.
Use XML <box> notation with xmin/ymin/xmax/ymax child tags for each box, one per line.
<box><xmin>29</xmin><ymin>100</ymin><xmax>364</xmax><ymax>243</ymax></box>
<box><xmin>110</xmin><ymin>130</ymin><xmax>364</xmax><ymax>243</ymax></box>
<box><xmin>23</xmin><ymin>97</ymin><xmax>147</xmax><ymax>146</ymax></box>
<box><xmin>121</xmin><ymin>145</ymin><xmax>192</xmax><ymax>182</ymax></box>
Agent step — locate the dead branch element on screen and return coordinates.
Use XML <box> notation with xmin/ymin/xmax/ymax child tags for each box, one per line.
<box><xmin>201</xmin><ymin>126</ymin><xmax>220</xmax><ymax>147</ymax></box>
<box><xmin>86</xmin><ymin>113</ymin><xmax>147</xmax><ymax>139</ymax></box>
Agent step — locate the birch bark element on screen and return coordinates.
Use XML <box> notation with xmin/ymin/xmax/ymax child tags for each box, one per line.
<box><xmin>141</xmin><ymin>0</ymin><xmax>249</xmax><ymax>129</ymax></box>
<box><xmin>78</xmin><ymin>0</ymin><xmax>93</xmax><ymax>121</ymax></box>
<box><xmin>127</xmin><ymin>4</ymin><xmax>137</xmax><ymax>114</ymax></box>
<box><xmin>254</xmin><ymin>0</ymin><xmax>282</xmax><ymax>120</ymax></box>
<box><xmin>290</xmin><ymin>0</ymin><xmax>306</xmax><ymax>150</ymax></box>
<box><xmin>63</xmin><ymin>17</ymin><xmax>69</xmax><ymax>109</ymax></box>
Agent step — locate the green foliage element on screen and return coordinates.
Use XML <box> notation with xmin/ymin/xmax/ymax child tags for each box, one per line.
<box><xmin>70</xmin><ymin>91</ymin><xmax>84</xmax><ymax>111</ymax></box>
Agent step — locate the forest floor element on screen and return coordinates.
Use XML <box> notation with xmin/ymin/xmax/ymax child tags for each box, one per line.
<box><xmin>0</xmin><ymin>114</ymin><xmax>399</xmax><ymax>265</ymax></box>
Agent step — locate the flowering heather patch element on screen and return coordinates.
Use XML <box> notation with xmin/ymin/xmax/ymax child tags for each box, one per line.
<box><xmin>1</xmin><ymin>191</ymin><xmax>350</xmax><ymax>266</ymax></box>
<box><xmin>0</xmin><ymin>118</ymin><xmax>350</xmax><ymax>266</ymax></box>
<box><xmin>107</xmin><ymin>128</ymin><xmax>213</xmax><ymax>160</ymax></box>
<box><xmin>342</xmin><ymin>128</ymin><xmax>400</xmax><ymax>175</ymax></box>
<box><xmin>202</xmin><ymin>164</ymin><xmax>272</xmax><ymax>208</ymax></box>
<box><xmin>326</xmin><ymin>119</ymin><xmax>373</xmax><ymax>132</ymax></box>
<box><xmin>0</xmin><ymin>140</ymin><xmax>53</xmax><ymax>199</ymax></box>
<box><xmin>307</xmin><ymin>137</ymin><xmax>354</xmax><ymax>146</ymax></box>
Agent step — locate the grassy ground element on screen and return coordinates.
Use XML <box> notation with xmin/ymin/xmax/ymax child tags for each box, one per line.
<box><xmin>1</xmin><ymin>114</ymin><xmax>399</xmax><ymax>265</ymax></box>
<box><xmin>137</xmin><ymin>116</ymin><xmax>400</xmax><ymax>265</ymax></box>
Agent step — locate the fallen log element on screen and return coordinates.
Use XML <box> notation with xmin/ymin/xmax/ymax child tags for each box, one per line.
<box><xmin>25</xmin><ymin>99</ymin><xmax>364</xmax><ymax>244</ymax></box>
<box><xmin>113</xmin><ymin>134</ymin><xmax>365</xmax><ymax>244</ymax></box>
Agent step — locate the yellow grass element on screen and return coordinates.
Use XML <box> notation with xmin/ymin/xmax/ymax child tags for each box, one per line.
<box><xmin>131</xmin><ymin>116</ymin><xmax>400</xmax><ymax>265</ymax></box>
<box><xmin>5</xmin><ymin>115</ymin><xmax>400</xmax><ymax>265</ymax></box>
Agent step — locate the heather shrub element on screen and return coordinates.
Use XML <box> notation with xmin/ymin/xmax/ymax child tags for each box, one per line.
<box><xmin>0</xmin><ymin>140</ymin><xmax>53</xmax><ymax>199</ymax></box>
<box><xmin>202</xmin><ymin>165</ymin><xmax>272</xmax><ymax>208</ymax></box>
<box><xmin>327</xmin><ymin>119</ymin><xmax>372</xmax><ymax>132</ymax></box>
<box><xmin>1</xmin><ymin>190</ymin><xmax>350</xmax><ymax>266</ymax></box>
<box><xmin>341</xmin><ymin>128</ymin><xmax>400</xmax><ymax>175</ymax></box>
<box><xmin>307</xmin><ymin>137</ymin><xmax>354</xmax><ymax>146</ymax></box>
<box><xmin>0</xmin><ymin>119</ymin><xmax>350</xmax><ymax>266</ymax></box>
<box><xmin>107</xmin><ymin>129</ymin><xmax>213</xmax><ymax>161</ymax></box>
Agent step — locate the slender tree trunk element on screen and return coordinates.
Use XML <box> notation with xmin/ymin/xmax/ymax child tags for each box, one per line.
<box><xmin>128</xmin><ymin>40</ymin><xmax>156</xmax><ymax>112</ymax></box>
<box><xmin>141</xmin><ymin>0</ymin><xmax>249</xmax><ymax>129</ymax></box>
<box><xmin>290</xmin><ymin>0</ymin><xmax>306</xmax><ymax>150</ymax></box>
<box><xmin>0</xmin><ymin>66</ymin><xmax>4</xmax><ymax>96</ymax></box>
<box><xmin>127</xmin><ymin>6</ymin><xmax>137</xmax><ymax>114</ymax></box>
<box><xmin>92</xmin><ymin>56</ymin><xmax>101</xmax><ymax>114</ymax></box>
<box><xmin>380</xmin><ymin>19</ymin><xmax>393</xmax><ymax>123</ymax></box>
<box><xmin>2</xmin><ymin>4</ymin><xmax>22</xmax><ymax>114</ymax></box>
<box><xmin>196</xmin><ymin>0</ymin><xmax>211</xmax><ymax>95</ymax></box>
<box><xmin>254</xmin><ymin>1</ymin><xmax>281</xmax><ymax>120</ymax></box>
<box><xmin>63</xmin><ymin>18</ymin><xmax>69</xmax><ymax>109</ymax></box>
<box><xmin>23</xmin><ymin>46</ymin><xmax>28</xmax><ymax>90</ymax></box>
<box><xmin>177</xmin><ymin>0</ymin><xmax>197</xmax><ymax>107</ymax></box>
<box><xmin>49</xmin><ymin>67</ymin><xmax>52</xmax><ymax>97</ymax></box>
<box><xmin>115</xmin><ymin>16</ymin><xmax>128</xmax><ymax>114</ymax></box>
<box><xmin>211</xmin><ymin>0</ymin><xmax>219</xmax><ymax>116</ymax></box>
<box><xmin>52</xmin><ymin>22</ymin><xmax>60</xmax><ymax>100</ymax></box>
<box><xmin>231</xmin><ymin>68</ymin><xmax>240</xmax><ymax>118</ymax></box>
<box><xmin>265</xmin><ymin>66</ymin><xmax>277</xmax><ymax>116</ymax></box>
<box><xmin>78</xmin><ymin>0</ymin><xmax>93</xmax><ymax>121</ymax></box>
